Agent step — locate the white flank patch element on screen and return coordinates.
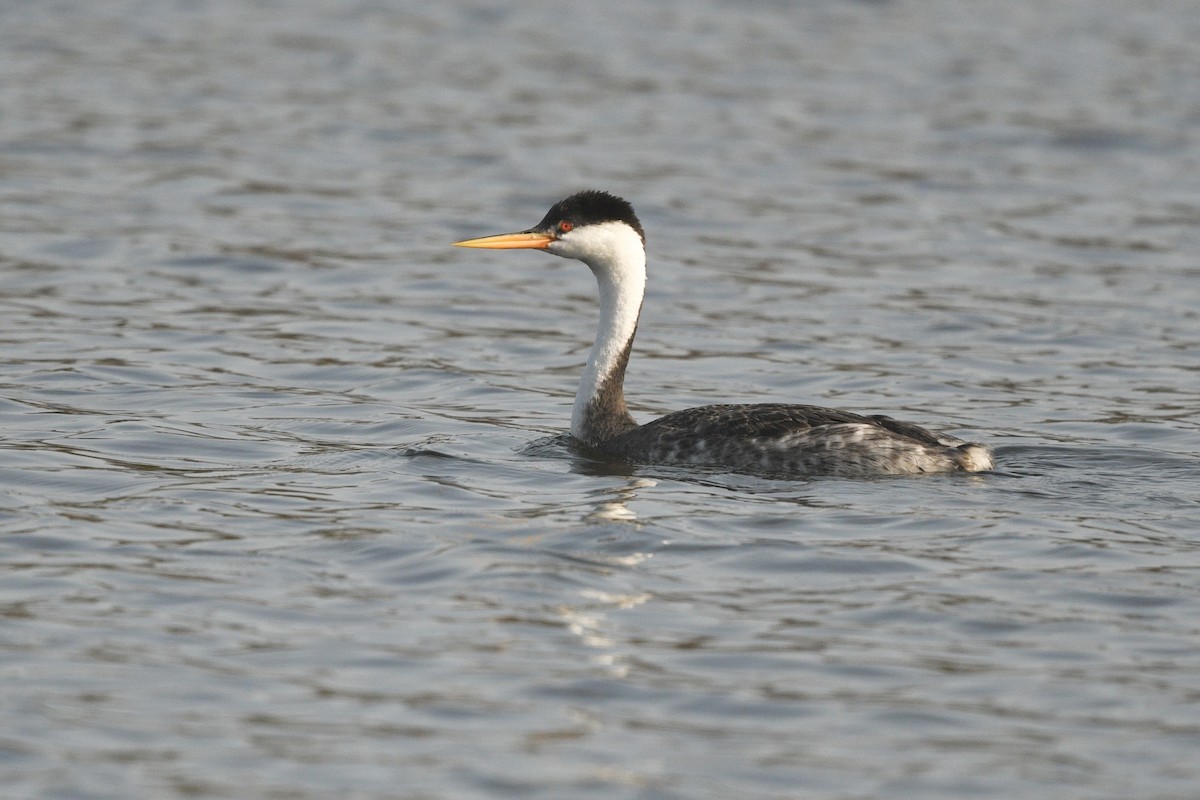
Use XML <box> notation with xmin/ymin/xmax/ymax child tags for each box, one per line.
<box><xmin>960</xmin><ymin>444</ymin><xmax>995</xmax><ymax>472</ymax></box>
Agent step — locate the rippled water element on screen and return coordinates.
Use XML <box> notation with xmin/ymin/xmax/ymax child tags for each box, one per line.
<box><xmin>3</xmin><ymin>1</ymin><xmax>1200</xmax><ymax>798</ymax></box>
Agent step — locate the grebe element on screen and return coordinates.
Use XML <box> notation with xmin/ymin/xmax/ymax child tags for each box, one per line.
<box><xmin>453</xmin><ymin>191</ymin><xmax>993</xmax><ymax>477</ymax></box>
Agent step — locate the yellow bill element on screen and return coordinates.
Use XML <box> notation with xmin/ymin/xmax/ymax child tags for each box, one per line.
<box><xmin>452</xmin><ymin>231</ymin><xmax>554</xmax><ymax>250</ymax></box>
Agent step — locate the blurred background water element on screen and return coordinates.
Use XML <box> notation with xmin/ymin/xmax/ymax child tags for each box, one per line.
<box><xmin>2</xmin><ymin>1</ymin><xmax>1200</xmax><ymax>798</ymax></box>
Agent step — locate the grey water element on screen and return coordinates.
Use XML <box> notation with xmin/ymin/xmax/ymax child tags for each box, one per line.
<box><xmin>3</xmin><ymin>1</ymin><xmax>1200</xmax><ymax>798</ymax></box>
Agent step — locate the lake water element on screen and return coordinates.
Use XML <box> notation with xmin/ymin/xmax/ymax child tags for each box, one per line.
<box><xmin>3</xmin><ymin>1</ymin><xmax>1200</xmax><ymax>798</ymax></box>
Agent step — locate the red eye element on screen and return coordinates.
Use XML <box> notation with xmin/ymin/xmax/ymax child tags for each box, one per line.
<box><xmin>558</xmin><ymin>220</ymin><xmax>573</xmax><ymax>233</ymax></box>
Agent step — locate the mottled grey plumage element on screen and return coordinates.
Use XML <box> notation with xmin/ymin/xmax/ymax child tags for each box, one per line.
<box><xmin>594</xmin><ymin>403</ymin><xmax>992</xmax><ymax>477</ymax></box>
<box><xmin>454</xmin><ymin>190</ymin><xmax>994</xmax><ymax>478</ymax></box>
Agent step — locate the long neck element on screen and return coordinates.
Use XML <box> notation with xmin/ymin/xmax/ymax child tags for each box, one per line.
<box><xmin>570</xmin><ymin>240</ymin><xmax>646</xmax><ymax>446</ymax></box>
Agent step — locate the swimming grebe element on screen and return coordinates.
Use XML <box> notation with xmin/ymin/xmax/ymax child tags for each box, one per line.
<box><xmin>454</xmin><ymin>190</ymin><xmax>993</xmax><ymax>477</ymax></box>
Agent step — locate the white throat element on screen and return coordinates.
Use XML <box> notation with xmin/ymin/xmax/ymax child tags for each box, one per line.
<box><xmin>547</xmin><ymin>221</ymin><xmax>647</xmax><ymax>440</ymax></box>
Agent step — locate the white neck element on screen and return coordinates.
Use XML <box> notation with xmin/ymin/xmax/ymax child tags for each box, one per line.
<box><xmin>547</xmin><ymin>222</ymin><xmax>646</xmax><ymax>443</ymax></box>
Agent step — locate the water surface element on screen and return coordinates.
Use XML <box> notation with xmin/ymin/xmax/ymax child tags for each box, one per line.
<box><xmin>3</xmin><ymin>1</ymin><xmax>1200</xmax><ymax>798</ymax></box>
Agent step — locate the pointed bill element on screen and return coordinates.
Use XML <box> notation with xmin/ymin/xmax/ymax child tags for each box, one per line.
<box><xmin>452</xmin><ymin>231</ymin><xmax>554</xmax><ymax>250</ymax></box>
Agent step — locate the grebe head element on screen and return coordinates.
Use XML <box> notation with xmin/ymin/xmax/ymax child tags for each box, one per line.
<box><xmin>453</xmin><ymin>190</ymin><xmax>645</xmax><ymax>275</ymax></box>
